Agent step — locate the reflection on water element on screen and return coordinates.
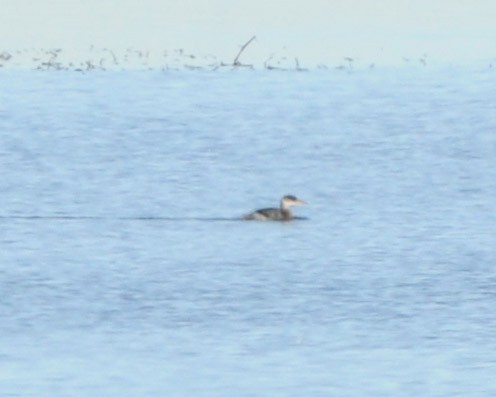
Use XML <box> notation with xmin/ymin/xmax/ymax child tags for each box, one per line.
<box><xmin>1</xmin><ymin>68</ymin><xmax>495</xmax><ymax>396</ymax></box>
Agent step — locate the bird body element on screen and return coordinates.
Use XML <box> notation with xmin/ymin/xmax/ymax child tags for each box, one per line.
<box><xmin>243</xmin><ymin>195</ymin><xmax>305</xmax><ymax>221</ymax></box>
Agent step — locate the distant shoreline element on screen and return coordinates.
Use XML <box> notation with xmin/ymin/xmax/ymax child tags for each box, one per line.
<box><xmin>1</xmin><ymin>47</ymin><xmax>494</xmax><ymax>72</ymax></box>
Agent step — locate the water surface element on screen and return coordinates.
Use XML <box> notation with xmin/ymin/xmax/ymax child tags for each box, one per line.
<box><xmin>1</xmin><ymin>67</ymin><xmax>495</xmax><ymax>396</ymax></box>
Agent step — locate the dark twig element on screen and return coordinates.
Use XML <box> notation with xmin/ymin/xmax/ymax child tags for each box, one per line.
<box><xmin>233</xmin><ymin>35</ymin><xmax>256</xmax><ymax>67</ymax></box>
<box><xmin>295</xmin><ymin>57</ymin><xmax>307</xmax><ymax>71</ymax></box>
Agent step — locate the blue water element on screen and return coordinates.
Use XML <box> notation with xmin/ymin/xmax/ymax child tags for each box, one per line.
<box><xmin>1</xmin><ymin>67</ymin><xmax>496</xmax><ymax>396</ymax></box>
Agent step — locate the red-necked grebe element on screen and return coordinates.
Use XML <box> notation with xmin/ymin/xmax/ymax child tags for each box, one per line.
<box><xmin>243</xmin><ymin>195</ymin><xmax>306</xmax><ymax>221</ymax></box>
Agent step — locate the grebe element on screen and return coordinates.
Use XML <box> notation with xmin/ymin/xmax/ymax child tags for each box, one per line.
<box><xmin>243</xmin><ymin>195</ymin><xmax>306</xmax><ymax>221</ymax></box>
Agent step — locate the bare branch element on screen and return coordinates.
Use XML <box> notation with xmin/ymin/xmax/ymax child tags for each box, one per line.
<box><xmin>295</xmin><ymin>57</ymin><xmax>307</xmax><ymax>71</ymax></box>
<box><xmin>233</xmin><ymin>35</ymin><xmax>256</xmax><ymax>66</ymax></box>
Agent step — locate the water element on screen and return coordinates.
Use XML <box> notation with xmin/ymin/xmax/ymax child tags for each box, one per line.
<box><xmin>1</xmin><ymin>67</ymin><xmax>495</xmax><ymax>396</ymax></box>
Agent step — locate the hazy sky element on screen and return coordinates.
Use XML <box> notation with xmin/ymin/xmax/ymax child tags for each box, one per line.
<box><xmin>1</xmin><ymin>0</ymin><xmax>494</xmax><ymax>65</ymax></box>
